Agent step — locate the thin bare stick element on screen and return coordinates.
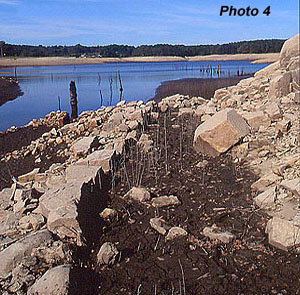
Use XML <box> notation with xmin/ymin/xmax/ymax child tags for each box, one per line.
<box><xmin>137</xmin><ymin>284</ymin><xmax>142</xmax><ymax>295</ymax></box>
<box><xmin>164</xmin><ymin>112</ymin><xmax>168</xmax><ymax>174</ymax></box>
<box><xmin>178</xmin><ymin>259</ymin><xmax>186</xmax><ymax>295</ymax></box>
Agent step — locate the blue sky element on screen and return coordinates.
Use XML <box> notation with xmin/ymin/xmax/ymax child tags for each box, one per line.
<box><xmin>0</xmin><ymin>0</ymin><xmax>298</xmax><ymax>46</ymax></box>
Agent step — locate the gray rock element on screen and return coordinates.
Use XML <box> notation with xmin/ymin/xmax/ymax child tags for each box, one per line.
<box><xmin>27</xmin><ymin>264</ymin><xmax>71</xmax><ymax>295</ymax></box>
<box><xmin>0</xmin><ymin>188</ymin><xmax>12</xmax><ymax>210</ymax></box>
<box><xmin>0</xmin><ymin>229</ymin><xmax>53</xmax><ymax>279</ymax></box>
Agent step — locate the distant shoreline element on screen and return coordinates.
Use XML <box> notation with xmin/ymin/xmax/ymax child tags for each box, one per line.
<box><xmin>0</xmin><ymin>53</ymin><xmax>279</xmax><ymax>68</ymax></box>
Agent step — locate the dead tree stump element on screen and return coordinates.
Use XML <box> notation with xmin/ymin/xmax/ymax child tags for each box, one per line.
<box><xmin>70</xmin><ymin>80</ymin><xmax>78</xmax><ymax>119</ymax></box>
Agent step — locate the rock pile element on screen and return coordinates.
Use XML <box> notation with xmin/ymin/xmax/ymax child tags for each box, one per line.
<box><xmin>0</xmin><ymin>34</ymin><xmax>299</xmax><ymax>293</ymax></box>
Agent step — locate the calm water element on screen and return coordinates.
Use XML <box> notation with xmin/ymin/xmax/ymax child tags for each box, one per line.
<box><xmin>0</xmin><ymin>60</ymin><xmax>269</xmax><ymax>131</ymax></box>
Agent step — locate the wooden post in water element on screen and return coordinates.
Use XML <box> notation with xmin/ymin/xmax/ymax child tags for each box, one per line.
<box><xmin>58</xmin><ymin>96</ymin><xmax>61</xmax><ymax>111</ymax></box>
<box><xmin>100</xmin><ymin>90</ymin><xmax>103</xmax><ymax>107</ymax></box>
<box><xmin>118</xmin><ymin>70</ymin><xmax>123</xmax><ymax>101</ymax></box>
<box><xmin>70</xmin><ymin>80</ymin><xmax>78</xmax><ymax>120</ymax></box>
<box><xmin>14</xmin><ymin>67</ymin><xmax>17</xmax><ymax>80</ymax></box>
<box><xmin>109</xmin><ymin>76</ymin><xmax>113</xmax><ymax>106</ymax></box>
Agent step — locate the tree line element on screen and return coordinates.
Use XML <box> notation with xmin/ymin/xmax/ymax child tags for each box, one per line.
<box><xmin>0</xmin><ymin>39</ymin><xmax>285</xmax><ymax>58</ymax></box>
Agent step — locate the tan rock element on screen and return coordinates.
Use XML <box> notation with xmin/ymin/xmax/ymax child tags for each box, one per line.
<box><xmin>124</xmin><ymin>187</ymin><xmax>151</xmax><ymax>202</ymax></box>
<box><xmin>275</xmin><ymin>120</ymin><xmax>291</xmax><ymax>133</ymax></box>
<box><xmin>151</xmin><ymin>195</ymin><xmax>180</xmax><ymax>208</ymax></box>
<box><xmin>242</xmin><ymin>111</ymin><xmax>271</xmax><ymax>131</ymax></box>
<box><xmin>97</xmin><ymin>242</ymin><xmax>119</xmax><ymax>265</ymax></box>
<box><xmin>193</xmin><ymin>108</ymin><xmax>250</xmax><ymax>157</ymax></box>
<box><xmin>264</xmin><ymin>103</ymin><xmax>282</xmax><ymax>121</ymax></box>
<box><xmin>72</xmin><ymin>136</ymin><xmax>99</xmax><ymax>155</ymax></box>
<box><xmin>280</xmin><ymin>178</ymin><xmax>300</xmax><ymax>198</ymax></box>
<box><xmin>254</xmin><ymin>186</ymin><xmax>277</xmax><ymax>209</ymax></box>
<box><xmin>266</xmin><ymin>217</ymin><xmax>300</xmax><ymax>252</ymax></box>
<box><xmin>18</xmin><ymin>168</ymin><xmax>40</xmax><ymax>183</ymax></box>
<box><xmin>150</xmin><ymin>217</ymin><xmax>169</xmax><ymax>235</ymax></box>
<box><xmin>203</xmin><ymin>225</ymin><xmax>235</xmax><ymax>243</ymax></box>
<box><xmin>99</xmin><ymin>208</ymin><xmax>118</xmax><ymax>221</ymax></box>
<box><xmin>75</xmin><ymin>149</ymin><xmax>116</xmax><ymax>173</ymax></box>
<box><xmin>166</xmin><ymin>227</ymin><xmax>188</xmax><ymax>241</ymax></box>
<box><xmin>27</xmin><ymin>265</ymin><xmax>71</xmax><ymax>295</ymax></box>
<box><xmin>251</xmin><ymin>173</ymin><xmax>282</xmax><ymax>192</ymax></box>
<box><xmin>279</xmin><ymin>34</ymin><xmax>300</xmax><ymax>70</ymax></box>
<box><xmin>268</xmin><ymin>72</ymin><xmax>292</xmax><ymax>99</ymax></box>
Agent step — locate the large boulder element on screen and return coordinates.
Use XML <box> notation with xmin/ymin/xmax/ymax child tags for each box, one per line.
<box><xmin>27</xmin><ymin>264</ymin><xmax>71</xmax><ymax>295</ymax></box>
<box><xmin>0</xmin><ymin>230</ymin><xmax>53</xmax><ymax>279</ymax></box>
<box><xmin>38</xmin><ymin>165</ymin><xmax>104</xmax><ymax>242</ymax></box>
<box><xmin>279</xmin><ymin>34</ymin><xmax>300</xmax><ymax>70</ymax></box>
<box><xmin>268</xmin><ymin>72</ymin><xmax>292</xmax><ymax>99</ymax></box>
<box><xmin>193</xmin><ymin>108</ymin><xmax>250</xmax><ymax>157</ymax></box>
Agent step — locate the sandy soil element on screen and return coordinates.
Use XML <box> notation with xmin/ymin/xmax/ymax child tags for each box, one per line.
<box><xmin>0</xmin><ymin>53</ymin><xmax>279</xmax><ymax>68</ymax></box>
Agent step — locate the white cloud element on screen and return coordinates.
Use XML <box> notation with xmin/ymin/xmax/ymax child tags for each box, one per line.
<box><xmin>0</xmin><ymin>0</ymin><xmax>20</xmax><ymax>4</ymax></box>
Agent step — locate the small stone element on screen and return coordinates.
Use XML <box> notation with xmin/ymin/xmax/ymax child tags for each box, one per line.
<box><xmin>166</xmin><ymin>227</ymin><xmax>187</xmax><ymax>241</ymax></box>
<box><xmin>150</xmin><ymin>217</ymin><xmax>169</xmax><ymax>235</ymax></box>
<box><xmin>99</xmin><ymin>208</ymin><xmax>118</xmax><ymax>221</ymax></box>
<box><xmin>258</xmin><ymin>150</ymin><xmax>269</xmax><ymax>158</ymax></box>
<box><xmin>124</xmin><ymin>187</ymin><xmax>151</xmax><ymax>202</ymax></box>
<box><xmin>97</xmin><ymin>242</ymin><xmax>119</xmax><ymax>266</ymax></box>
<box><xmin>151</xmin><ymin>195</ymin><xmax>180</xmax><ymax>208</ymax></box>
<box><xmin>56</xmin><ymin>137</ymin><xmax>63</xmax><ymax>144</ymax></box>
<box><xmin>203</xmin><ymin>225</ymin><xmax>235</xmax><ymax>243</ymax></box>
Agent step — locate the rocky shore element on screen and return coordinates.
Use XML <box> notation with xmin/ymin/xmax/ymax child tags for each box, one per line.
<box><xmin>0</xmin><ymin>77</ymin><xmax>23</xmax><ymax>107</ymax></box>
<box><xmin>0</xmin><ymin>34</ymin><xmax>299</xmax><ymax>294</ymax></box>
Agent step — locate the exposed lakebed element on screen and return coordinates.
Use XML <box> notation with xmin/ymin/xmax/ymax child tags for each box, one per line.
<box><xmin>0</xmin><ymin>60</ymin><xmax>269</xmax><ymax>131</ymax></box>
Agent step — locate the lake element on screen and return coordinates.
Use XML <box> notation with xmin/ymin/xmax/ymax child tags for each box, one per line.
<box><xmin>0</xmin><ymin>60</ymin><xmax>269</xmax><ymax>131</ymax></box>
